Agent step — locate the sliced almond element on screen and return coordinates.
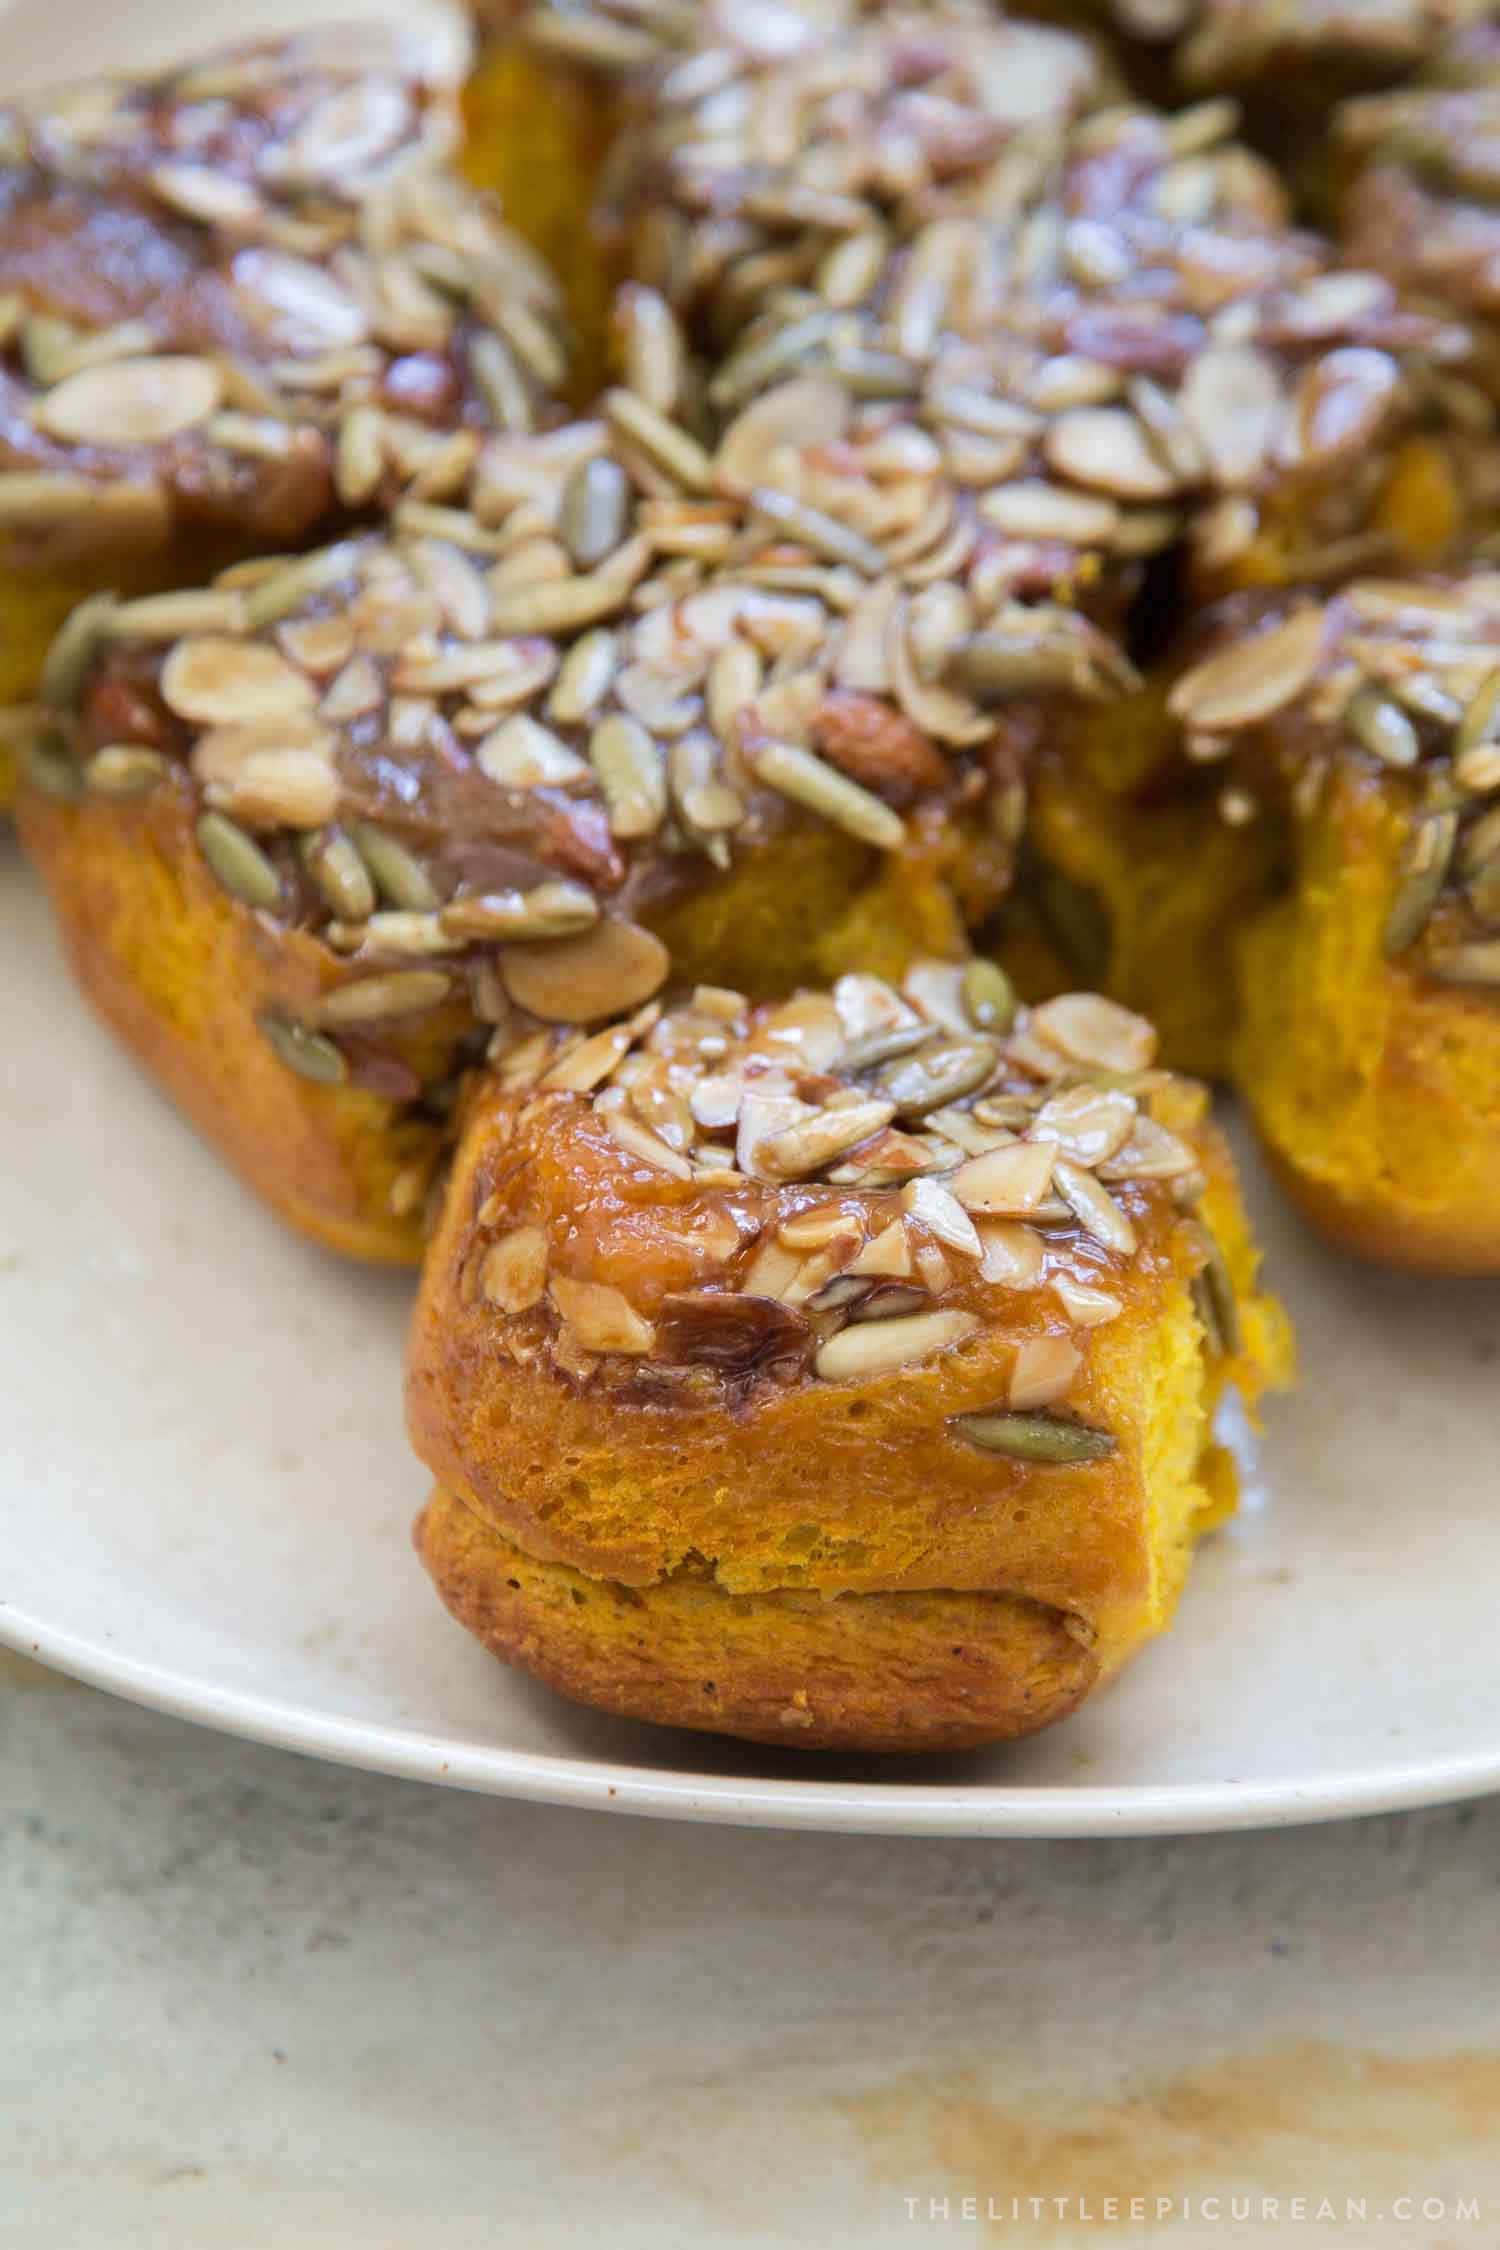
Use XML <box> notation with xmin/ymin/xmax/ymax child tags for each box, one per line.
<box><xmin>977</xmin><ymin>1221</ymin><xmax>1045</xmax><ymax>1288</ymax></box>
<box><xmin>540</xmin><ymin>1025</ymin><xmax>635</xmax><ymax>1093</ymax></box>
<box><xmin>36</xmin><ymin>354</ymin><xmax>222</xmax><ymax>446</ymax></box>
<box><xmin>480</xmin><ymin>1226</ymin><xmax>549</xmax><ymax>1316</ymax></box>
<box><xmin>951</xmin><ymin>1141</ymin><xmax>1058</xmax><ymax>1216</ymax></box>
<box><xmin>161</xmin><ymin>636</ymin><xmax>318</xmax><ymax>726</ymax></box>
<box><xmin>901</xmin><ymin>1177</ymin><xmax>983</xmax><ymax>1260</ymax></box>
<box><xmin>1028</xmin><ymin>994</ymin><xmax>1157</xmax><ymax>1075</ymax></box>
<box><xmin>604</xmin><ymin>1112</ymin><xmax>695</xmax><ymax>1179</ymax></box>
<box><xmin>814</xmin><ymin>1308</ymin><xmax>977</xmax><ymax>1383</ymax></box>
<box><xmin>848</xmin><ymin>1219</ymin><xmax>913</xmax><ymax>1279</ymax></box>
<box><xmin>1054</xmin><ymin>1159</ymin><xmax>1138</xmax><ymax>1257</ymax></box>
<box><xmin>549</xmin><ymin>1275</ymin><xmax>654</xmax><ymax>1355</ymax></box>
<box><xmin>715</xmin><ymin>375</ymin><xmax>850</xmax><ymax>493</ymax></box>
<box><xmin>1008</xmin><ymin>1334</ymin><xmax>1083</xmax><ymax>1410</ymax></box>
<box><xmin>501</xmin><ymin>919</ymin><xmax>670</xmax><ymax>1024</ymax></box>
<box><xmin>1051</xmin><ymin>1276</ymin><xmax>1122</xmax><ymax>1327</ymax></box>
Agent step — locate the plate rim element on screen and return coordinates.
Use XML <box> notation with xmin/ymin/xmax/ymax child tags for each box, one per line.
<box><xmin>7</xmin><ymin>1599</ymin><xmax>1499</xmax><ymax>1838</ymax></box>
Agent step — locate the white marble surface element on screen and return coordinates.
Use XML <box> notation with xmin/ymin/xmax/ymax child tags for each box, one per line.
<box><xmin>4</xmin><ymin>1654</ymin><xmax>1499</xmax><ymax>2248</ymax></box>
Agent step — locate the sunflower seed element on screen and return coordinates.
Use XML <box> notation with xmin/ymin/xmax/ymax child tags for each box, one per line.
<box><xmin>85</xmin><ymin>745</ymin><xmax>170</xmax><ymax>796</ymax></box>
<box><xmin>943</xmin><ymin>632</ymin><xmax>1091</xmax><ymax>703</ymax></box>
<box><xmin>102</xmin><ymin>589</ymin><xmax>247</xmax><ymax>641</ymax></box>
<box><xmin>618</xmin><ymin>284</ymin><xmax>684</xmax><ymax>415</ymax></box>
<box><xmin>1384</xmin><ymin>810</ymin><xmax>1458</xmax><ymax>956</ymax></box>
<box><xmin>952</xmin><ymin>1411</ymin><xmax>1116</xmax><ymax>1463</ymax></box>
<box><xmin>814</xmin><ymin>1308</ymin><xmax>977</xmax><ymax>1382</ymax></box>
<box><xmin>548</xmin><ymin>630</ymin><xmax>619</xmax><ymax>724</ymax></box>
<box><xmin>243</xmin><ymin>543</ymin><xmax>361</xmax><ymax>631</ymax></box>
<box><xmin>440</xmin><ymin>883</ymin><xmax>600</xmax><ymax>942</ymax></box>
<box><xmin>258</xmin><ymin>1013</ymin><xmax>347</xmax><ymax>1086</ymax></box>
<box><xmin>604</xmin><ymin>388</ymin><xmax>712</xmax><ymax>492</ymax></box>
<box><xmin>589</xmin><ymin>713</ymin><xmax>667</xmax><ymax>838</ymax></box>
<box><xmin>753</xmin><ymin>741</ymin><xmax>905</xmax><ymax>849</ymax></box>
<box><xmin>335</xmin><ymin>405</ymin><xmax>387</xmax><ymax>505</ymax></box>
<box><xmin>750</xmin><ymin>485</ymin><xmax>886</xmax><ymax>577</ymax></box>
<box><xmin>0</xmin><ymin>472</ymin><xmax>102</xmax><ymax>527</ymax></box>
<box><xmin>317</xmin><ymin>969</ymin><xmax>452</xmax><ymax>1025</ymax></box>
<box><xmin>196</xmin><ymin>811</ymin><xmax>283</xmax><ymax>911</ymax></box>
<box><xmin>707</xmin><ymin>639</ymin><xmax>764</xmax><ymax>743</ymax></box>
<box><xmin>1429</xmin><ymin>940</ymin><xmax>1500</xmax><ymax>984</ymax></box>
<box><xmin>1456</xmin><ymin>668</ymin><xmax>1500</xmax><ymax>766</ymax></box>
<box><xmin>559</xmin><ymin>455</ymin><xmax>630</xmax><ymax>569</ymax></box>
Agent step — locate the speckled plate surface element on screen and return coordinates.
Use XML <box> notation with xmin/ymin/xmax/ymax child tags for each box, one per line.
<box><xmin>6</xmin><ymin>834</ymin><xmax>1500</xmax><ymax>1836</ymax></box>
<box><xmin>5</xmin><ymin>0</ymin><xmax>1500</xmax><ymax>1840</ymax></box>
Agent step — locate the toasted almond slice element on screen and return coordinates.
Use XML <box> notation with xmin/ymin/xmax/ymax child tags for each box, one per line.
<box><xmin>848</xmin><ymin>1219</ymin><xmax>913</xmax><ymax>1278</ymax></box>
<box><xmin>814</xmin><ymin>1308</ymin><xmax>977</xmax><ymax>1382</ymax></box>
<box><xmin>480</xmin><ymin>1226</ymin><xmax>549</xmax><ymax>1316</ymax></box>
<box><xmin>740</xmin><ymin>1234</ymin><xmax>805</xmax><ymax>1302</ymax></box>
<box><xmin>778</xmin><ymin>1204</ymin><xmax>864</xmax><ymax>1251</ymax></box>
<box><xmin>977</xmin><ymin>1221</ymin><xmax>1045</xmax><ymax>1288</ymax></box>
<box><xmin>1008</xmin><ymin>1334</ymin><xmax>1084</xmax><ymax>1410</ymax></box>
<box><xmin>541</xmin><ymin>1025</ymin><xmax>635</xmax><ymax>1093</ymax></box>
<box><xmin>1055</xmin><ymin>1159</ymin><xmax>1138</xmax><ymax>1256</ymax></box>
<box><xmin>161</xmin><ymin>636</ymin><xmax>318</xmax><ymax>726</ymax></box>
<box><xmin>605</xmin><ymin>1112</ymin><xmax>695</xmax><ymax>1179</ymax></box>
<box><xmin>951</xmin><ymin>1141</ymin><xmax>1058</xmax><ymax>1216</ymax></box>
<box><xmin>549</xmin><ymin>1275</ymin><xmax>654</xmax><ymax>1355</ymax></box>
<box><xmin>1028</xmin><ymin>994</ymin><xmax>1157</xmax><ymax>1075</ymax></box>
<box><xmin>36</xmin><ymin>354</ymin><xmax>222</xmax><ymax>445</ymax></box>
<box><xmin>501</xmin><ymin>919</ymin><xmax>670</xmax><ymax>1023</ymax></box>
<box><xmin>1051</xmin><ymin>1276</ymin><xmax>1123</xmax><ymax>1327</ymax></box>
<box><xmin>901</xmin><ymin>1177</ymin><xmax>983</xmax><ymax>1260</ymax></box>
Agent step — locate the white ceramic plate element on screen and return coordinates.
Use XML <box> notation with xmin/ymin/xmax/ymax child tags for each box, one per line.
<box><xmin>4</xmin><ymin>0</ymin><xmax>1500</xmax><ymax>1838</ymax></box>
<box><xmin>6</xmin><ymin>841</ymin><xmax>1500</xmax><ymax>1836</ymax></box>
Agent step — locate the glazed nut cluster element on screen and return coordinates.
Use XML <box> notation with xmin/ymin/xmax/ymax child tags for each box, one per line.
<box><xmin>1167</xmin><ymin>573</ymin><xmax>1500</xmax><ymax>979</ymax></box>
<box><xmin>471</xmin><ymin>961</ymin><xmax>1238</xmax><ymax>1421</ymax></box>
<box><xmin>0</xmin><ymin>24</ymin><xmax>566</xmax><ymax>559</ymax></box>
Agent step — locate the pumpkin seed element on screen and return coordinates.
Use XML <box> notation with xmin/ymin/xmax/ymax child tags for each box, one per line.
<box><xmin>351</xmin><ymin>822</ymin><xmax>438</xmax><ymax>912</ymax></box>
<box><xmin>961</xmin><ymin>960</ymin><xmax>1016</xmax><ymax>1034</ymax></box>
<box><xmin>258</xmin><ymin>1012</ymin><xmax>347</xmax><ymax>1086</ymax></box>
<box><xmin>952</xmin><ymin>1411</ymin><xmax>1117</xmax><ymax>1464</ymax></box>
<box><xmin>85</xmin><ymin>745</ymin><xmax>169</xmax><ymax>797</ymax></box>
<box><xmin>38</xmin><ymin>592</ymin><xmax>117</xmax><ymax>707</ymax></box>
<box><xmin>302</xmin><ymin>829</ymin><xmax>376</xmax><ymax>922</ymax></box>
<box><xmin>1344</xmin><ymin>684</ymin><xmax>1418</xmax><ymax>768</ymax></box>
<box><xmin>196</xmin><ymin>811</ymin><xmax>283</xmax><ymax>911</ymax></box>
<box><xmin>1193</xmin><ymin>1233</ymin><xmax>1241</xmax><ymax>1358</ymax></box>
<box><xmin>877</xmin><ymin>1035</ymin><xmax>997</xmax><ymax>1119</ymax></box>
<box><xmin>1383</xmin><ymin>810</ymin><xmax>1458</xmax><ymax>956</ymax></box>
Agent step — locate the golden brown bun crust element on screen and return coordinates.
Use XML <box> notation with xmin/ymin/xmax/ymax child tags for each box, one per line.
<box><xmin>418</xmin><ymin>1483</ymin><xmax>1099</xmax><ymax>1753</ymax></box>
<box><xmin>407</xmin><ymin>1002</ymin><xmax>1287</xmax><ymax>1696</ymax></box>
<box><xmin>18</xmin><ymin>779</ymin><xmax>447</xmax><ymax>1261</ymax></box>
